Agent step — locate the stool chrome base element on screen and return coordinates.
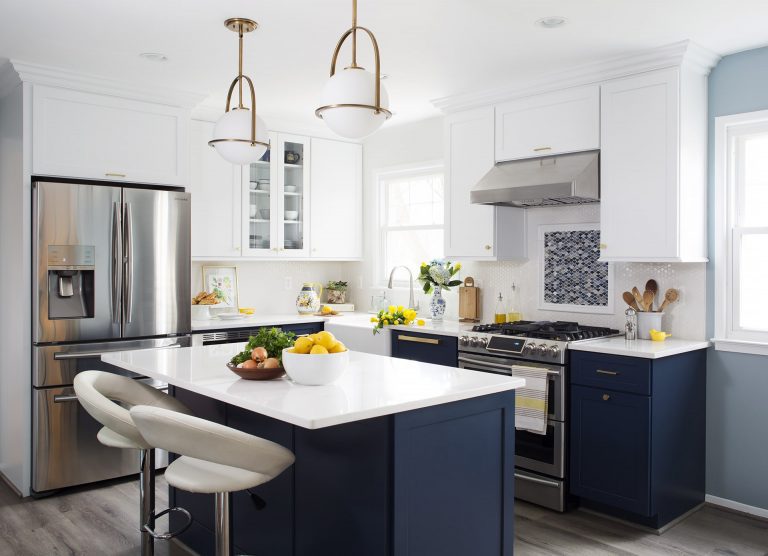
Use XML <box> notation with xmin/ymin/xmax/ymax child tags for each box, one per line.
<box><xmin>140</xmin><ymin>449</ymin><xmax>155</xmax><ymax>556</ymax></box>
<box><xmin>215</xmin><ymin>491</ymin><xmax>231</xmax><ymax>556</ymax></box>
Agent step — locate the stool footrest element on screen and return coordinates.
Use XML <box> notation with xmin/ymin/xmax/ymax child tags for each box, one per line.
<box><xmin>143</xmin><ymin>506</ymin><xmax>193</xmax><ymax>540</ymax></box>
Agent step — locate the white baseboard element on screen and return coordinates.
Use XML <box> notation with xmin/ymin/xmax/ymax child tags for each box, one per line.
<box><xmin>705</xmin><ymin>494</ymin><xmax>768</xmax><ymax>520</ymax></box>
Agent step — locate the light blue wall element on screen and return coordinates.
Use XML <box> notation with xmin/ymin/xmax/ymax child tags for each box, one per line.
<box><xmin>706</xmin><ymin>46</ymin><xmax>768</xmax><ymax>510</ymax></box>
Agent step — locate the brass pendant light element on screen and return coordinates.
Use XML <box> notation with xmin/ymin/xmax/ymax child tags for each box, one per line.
<box><xmin>209</xmin><ymin>18</ymin><xmax>270</xmax><ymax>165</ymax></box>
<box><xmin>315</xmin><ymin>0</ymin><xmax>392</xmax><ymax>139</ymax></box>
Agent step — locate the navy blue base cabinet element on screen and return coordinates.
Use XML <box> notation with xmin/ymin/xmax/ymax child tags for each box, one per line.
<box><xmin>391</xmin><ymin>330</ymin><xmax>458</xmax><ymax>367</ymax></box>
<box><xmin>569</xmin><ymin>349</ymin><xmax>706</xmax><ymax>529</ymax></box>
<box><xmin>170</xmin><ymin>387</ymin><xmax>515</xmax><ymax>556</ymax></box>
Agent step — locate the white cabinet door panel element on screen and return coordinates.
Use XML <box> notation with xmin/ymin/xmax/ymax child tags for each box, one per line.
<box><xmin>189</xmin><ymin>120</ymin><xmax>241</xmax><ymax>258</ymax></box>
<box><xmin>310</xmin><ymin>138</ymin><xmax>363</xmax><ymax>259</ymax></box>
<box><xmin>600</xmin><ymin>69</ymin><xmax>679</xmax><ymax>260</ymax></box>
<box><xmin>495</xmin><ymin>85</ymin><xmax>599</xmax><ymax>162</ymax></box>
<box><xmin>32</xmin><ymin>85</ymin><xmax>188</xmax><ymax>186</ymax></box>
<box><xmin>445</xmin><ymin>107</ymin><xmax>497</xmax><ymax>259</ymax></box>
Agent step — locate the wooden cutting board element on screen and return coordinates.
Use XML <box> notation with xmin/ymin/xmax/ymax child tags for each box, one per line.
<box><xmin>459</xmin><ymin>277</ymin><xmax>480</xmax><ymax>322</ymax></box>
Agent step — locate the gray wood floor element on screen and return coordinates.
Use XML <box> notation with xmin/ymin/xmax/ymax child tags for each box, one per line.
<box><xmin>1</xmin><ymin>476</ymin><xmax>766</xmax><ymax>555</ymax></box>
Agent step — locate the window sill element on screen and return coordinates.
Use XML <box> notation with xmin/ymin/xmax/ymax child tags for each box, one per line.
<box><xmin>712</xmin><ymin>338</ymin><xmax>768</xmax><ymax>356</ymax></box>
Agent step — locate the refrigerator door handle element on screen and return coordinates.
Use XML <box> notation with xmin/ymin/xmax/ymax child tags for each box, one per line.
<box><xmin>53</xmin><ymin>343</ymin><xmax>184</xmax><ymax>360</ymax></box>
<box><xmin>111</xmin><ymin>201</ymin><xmax>121</xmax><ymax>324</ymax></box>
<box><xmin>123</xmin><ymin>202</ymin><xmax>133</xmax><ymax>325</ymax></box>
<box><xmin>53</xmin><ymin>394</ymin><xmax>80</xmax><ymax>404</ymax></box>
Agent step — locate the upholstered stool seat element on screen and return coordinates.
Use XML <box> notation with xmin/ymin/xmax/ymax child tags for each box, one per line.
<box><xmin>131</xmin><ymin>405</ymin><xmax>295</xmax><ymax>556</ymax></box>
<box><xmin>73</xmin><ymin>371</ymin><xmax>193</xmax><ymax>556</ymax></box>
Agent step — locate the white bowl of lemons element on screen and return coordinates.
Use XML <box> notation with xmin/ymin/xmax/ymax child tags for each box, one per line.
<box><xmin>282</xmin><ymin>331</ymin><xmax>349</xmax><ymax>386</ymax></box>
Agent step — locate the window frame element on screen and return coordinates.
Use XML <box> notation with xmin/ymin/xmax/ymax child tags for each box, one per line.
<box><xmin>714</xmin><ymin>109</ymin><xmax>768</xmax><ymax>355</ymax></box>
<box><xmin>374</xmin><ymin>162</ymin><xmax>444</xmax><ymax>288</ymax></box>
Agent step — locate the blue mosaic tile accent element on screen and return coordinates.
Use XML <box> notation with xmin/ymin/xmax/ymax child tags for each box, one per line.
<box><xmin>543</xmin><ymin>229</ymin><xmax>608</xmax><ymax>306</ymax></box>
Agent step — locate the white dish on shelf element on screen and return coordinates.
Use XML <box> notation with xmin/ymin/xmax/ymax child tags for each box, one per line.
<box><xmin>284</xmin><ymin>185</ymin><xmax>297</xmax><ymax>192</ymax></box>
<box><xmin>284</xmin><ymin>210</ymin><xmax>299</xmax><ymax>220</ymax></box>
<box><xmin>218</xmin><ymin>312</ymin><xmax>247</xmax><ymax>320</ymax></box>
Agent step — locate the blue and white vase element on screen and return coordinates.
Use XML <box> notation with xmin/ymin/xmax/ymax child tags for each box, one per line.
<box><xmin>430</xmin><ymin>286</ymin><xmax>446</xmax><ymax>321</ymax></box>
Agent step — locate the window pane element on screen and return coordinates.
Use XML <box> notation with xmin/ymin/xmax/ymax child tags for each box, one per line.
<box><xmin>739</xmin><ymin>233</ymin><xmax>768</xmax><ymax>331</ymax></box>
<box><xmin>385</xmin><ymin>229</ymin><xmax>444</xmax><ymax>283</ymax></box>
<box><xmin>741</xmin><ymin>133</ymin><xmax>768</xmax><ymax>226</ymax></box>
<box><xmin>386</xmin><ymin>174</ymin><xmax>444</xmax><ymax>227</ymax></box>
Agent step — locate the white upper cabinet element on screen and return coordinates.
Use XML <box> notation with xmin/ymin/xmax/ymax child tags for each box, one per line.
<box><xmin>445</xmin><ymin>107</ymin><xmax>526</xmax><ymax>261</ymax></box>
<box><xmin>189</xmin><ymin>120</ymin><xmax>241</xmax><ymax>258</ymax></box>
<box><xmin>32</xmin><ymin>85</ymin><xmax>189</xmax><ymax>186</ymax></box>
<box><xmin>600</xmin><ymin>67</ymin><xmax>707</xmax><ymax>262</ymax></box>
<box><xmin>309</xmin><ymin>138</ymin><xmax>363</xmax><ymax>260</ymax></box>
<box><xmin>495</xmin><ymin>85</ymin><xmax>600</xmax><ymax>162</ymax></box>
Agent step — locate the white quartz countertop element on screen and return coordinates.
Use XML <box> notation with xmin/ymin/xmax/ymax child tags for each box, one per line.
<box><xmin>569</xmin><ymin>337</ymin><xmax>711</xmax><ymax>359</ymax></box>
<box><xmin>102</xmin><ymin>345</ymin><xmax>524</xmax><ymax>429</ymax></box>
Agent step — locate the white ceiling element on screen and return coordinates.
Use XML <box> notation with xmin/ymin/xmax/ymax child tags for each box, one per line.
<box><xmin>1</xmin><ymin>0</ymin><xmax>767</xmax><ymax>131</ymax></box>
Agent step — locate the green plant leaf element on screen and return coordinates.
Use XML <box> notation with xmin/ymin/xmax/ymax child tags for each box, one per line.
<box><xmin>447</xmin><ymin>280</ymin><xmax>462</xmax><ymax>287</ymax></box>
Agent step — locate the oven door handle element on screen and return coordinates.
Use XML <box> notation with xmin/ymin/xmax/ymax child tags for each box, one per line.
<box><xmin>53</xmin><ymin>343</ymin><xmax>183</xmax><ymax>360</ymax></box>
<box><xmin>514</xmin><ymin>473</ymin><xmax>561</xmax><ymax>488</ymax></box>
<box><xmin>458</xmin><ymin>357</ymin><xmax>561</xmax><ymax>375</ymax></box>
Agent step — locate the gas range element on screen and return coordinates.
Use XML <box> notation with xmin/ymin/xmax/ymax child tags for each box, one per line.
<box><xmin>459</xmin><ymin>320</ymin><xmax>621</xmax><ymax>365</ymax></box>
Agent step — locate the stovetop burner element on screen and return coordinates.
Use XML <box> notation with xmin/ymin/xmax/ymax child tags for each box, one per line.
<box><xmin>471</xmin><ymin>320</ymin><xmax>620</xmax><ymax>342</ymax></box>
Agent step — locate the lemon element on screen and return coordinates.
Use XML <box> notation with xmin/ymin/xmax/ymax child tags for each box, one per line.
<box><xmin>294</xmin><ymin>337</ymin><xmax>315</xmax><ymax>354</ymax></box>
<box><xmin>314</xmin><ymin>331</ymin><xmax>338</xmax><ymax>350</ymax></box>
<box><xmin>329</xmin><ymin>342</ymin><xmax>346</xmax><ymax>354</ymax></box>
<box><xmin>310</xmin><ymin>345</ymin><xmax>329</xmax><ymax>355</ymax></box>
<box><xmin>321</xmin><ymin>305</ymin><xmax>333</xmax><ymax>314</ymax></box>
<box><xmin>417</xmin><ymin>319</ymin><xmax>425</xmax><ymax>326</ymax></box>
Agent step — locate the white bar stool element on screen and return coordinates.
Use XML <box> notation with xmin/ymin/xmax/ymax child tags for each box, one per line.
<box><xmin>130</xmin><ymin>405</ymin><xmax>296</xmax><ymax>556</ymax></box>
<box><xmin>73</xmin><ymin>371</ymin><xmax>193</xmax><ymax>556</ymax></box>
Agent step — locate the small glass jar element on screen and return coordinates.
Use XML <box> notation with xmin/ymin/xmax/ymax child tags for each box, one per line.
<box><xmin>494</xmin><ymin>293</ymin><xmax>506</xmax><ymax>324</ymax></box>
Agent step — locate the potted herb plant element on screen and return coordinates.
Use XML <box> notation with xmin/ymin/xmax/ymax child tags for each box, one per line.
<box><xmin>326</xmin><ymin>280</ymin><xmax>348</xmax><ymax>304</ymax></box>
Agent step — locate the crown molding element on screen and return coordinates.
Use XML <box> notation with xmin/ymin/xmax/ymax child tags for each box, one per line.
<box><xmin>0</xmin><ymin>59</ymin><xmax>22</xmax><ymax>99</ymax></box>
<box><xmin>432</xmin><ymin>40</ymin><xmax>722</xmax><ymax>113</ymax></box>
<box><xmin>7</xmin><ymin>60</ymin><xmax>206</xmax><ymax>108</ymax></box>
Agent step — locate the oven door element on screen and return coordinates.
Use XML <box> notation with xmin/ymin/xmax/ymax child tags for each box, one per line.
<box><xmin>515</xmin><ymin>420</ymin><xmax>565</xmax><ymax>478</ymax></box>
<box><xmin>457</xmin><ymin>353</ymin><xmax>565</xmax><ymax>421</ymax></box>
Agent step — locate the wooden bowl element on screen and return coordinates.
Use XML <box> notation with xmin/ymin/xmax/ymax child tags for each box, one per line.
<box><xmin>226</xmin><ymin>363</ymin><xmax>285</xmax><ymax>381</ymax></box>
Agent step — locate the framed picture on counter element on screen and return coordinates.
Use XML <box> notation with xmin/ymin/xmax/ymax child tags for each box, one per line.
<box><xmin>202</xmin><ymin>265</ymin><xmax>239</xmax><ymax>308</ymax></box>
<box><xmin>538</xmin><ymin>223</ymin><xmax>614</xmax><ymax>314</ymax></box>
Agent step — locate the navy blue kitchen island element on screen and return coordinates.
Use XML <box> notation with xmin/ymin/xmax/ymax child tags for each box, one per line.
<box><xmin>102</xmin><ymin>345</ymin><xmax>524</xmax><ymax>556</ymax></box>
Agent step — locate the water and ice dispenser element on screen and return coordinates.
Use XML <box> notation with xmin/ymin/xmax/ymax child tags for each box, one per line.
<box><xmin>47</xmin><ymin>245</ymin><xmax>95</xmax><ymax>319</ymax></box>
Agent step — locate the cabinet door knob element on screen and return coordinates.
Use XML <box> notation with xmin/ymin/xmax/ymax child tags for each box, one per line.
<box><xmin>484</xmin><ymin>245</ymin><xmax>492</xmax><ymax>251</ymax></box>
<box><xmin>602</xmin><ymin>394</ymin><xmax>611</xmax><ymax>401</ymax></box>
<box><xmin>599</xmin><ymin>243</ymin><xmax>607</xmax><ymax>250</ymax></box>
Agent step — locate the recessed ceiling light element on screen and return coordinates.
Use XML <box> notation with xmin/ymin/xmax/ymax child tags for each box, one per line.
<box><xmin>535</xmin><ymin>16</ymin><xmax>568</xmax><ymax>29</ymax></box>
<box><xmin>139</xmin><ymin>52</ymin><xmax>168</xmax><ymax>62</ymax></box>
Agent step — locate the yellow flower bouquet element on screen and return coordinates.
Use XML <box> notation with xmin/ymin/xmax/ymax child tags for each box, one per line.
<box><xmin>371</xmin><ymin>305</ymin><xmax>424</xmax><ymax>335</ymax></box>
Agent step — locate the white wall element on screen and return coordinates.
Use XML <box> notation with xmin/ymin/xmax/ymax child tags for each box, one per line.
<box><xmin>356</xmin><ymin>117</ymin><xmax>707</xmax><ymax>340</ymax></box>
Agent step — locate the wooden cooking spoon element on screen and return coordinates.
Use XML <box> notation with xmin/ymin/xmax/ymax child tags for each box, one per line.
<box><xmin>631</xmin><ymin>287</ymin><xmax>644</xmax><ymax>310</ymax></box>
<box><xmin>642</xmin><ymin>290</ymin><xmax>655</xmax><ymax>312</ymax></box>
<box><xmin>658</xmin><ymin>288</ymin><xmax>679</xmax><ymax>312</ymax></box>
<box><xmin>623</xmin><ymin>291</ymin><xmax>640</xmax><ymax>311</ymax></box>
<box><xmin>645</xmin><ymin>279</ymin><xmax>659</xmax><ymax>297</ymax></box>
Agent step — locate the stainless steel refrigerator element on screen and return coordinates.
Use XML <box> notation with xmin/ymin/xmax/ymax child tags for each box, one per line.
<box><xmin>32</xmin><ymin>179</ymin><xmax>191</xmax><ymax>494</ymax></box>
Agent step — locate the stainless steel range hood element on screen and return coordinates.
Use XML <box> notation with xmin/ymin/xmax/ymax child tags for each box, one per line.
<box><xmin>470</xmin><ymin>150</ymin><xmax>600</xmax><ymax>208</ymax></box>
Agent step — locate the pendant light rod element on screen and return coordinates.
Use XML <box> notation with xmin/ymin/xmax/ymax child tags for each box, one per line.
<box><xmin>351</xmin><ymin>0</ymin><xmax>358</xmax><ymax>68</ymax></box>
<box><xmin>237</xmin><ymin>23</ymin><xmax>244</xmax><ymax>108</ymax></box>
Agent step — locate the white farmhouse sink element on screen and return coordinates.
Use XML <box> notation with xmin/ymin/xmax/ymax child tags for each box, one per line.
<box><xmin>325</xmin><ymin>315</ymin><xmax>391</xmax><ymax>356</ymax></box>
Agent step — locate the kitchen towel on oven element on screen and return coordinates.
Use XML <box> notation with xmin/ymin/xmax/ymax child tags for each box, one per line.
<box><xmin>511</xmin><ymin>365</ymin><xmax>549</xmax><ymax>434</ymax></box>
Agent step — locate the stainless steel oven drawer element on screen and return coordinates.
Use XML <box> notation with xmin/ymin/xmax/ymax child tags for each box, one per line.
<box><xmin>515</xmin><ymin>469</ymin><xmax>565</xmax><ymax>512</ymax></box>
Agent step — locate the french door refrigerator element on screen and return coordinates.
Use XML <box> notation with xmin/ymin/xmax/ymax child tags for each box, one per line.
<box><xmin>32</xmin><ymin>179</ymin><xmax>191</xmax><ymax>493</ymax></box>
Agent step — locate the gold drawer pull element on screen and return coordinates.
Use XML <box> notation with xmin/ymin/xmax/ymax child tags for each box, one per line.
<box><xmin>398</xmin><ymin>335</ymin><xmax>439</xmax><ymax>345</ymax></box>
<box><xmin>602</xmin><ymin>394</ymin><xmax>611</xmax><ymax>401</ymax></box>
<box><xmin>105</xmin><ymin>172</ymin><xmax>127</xmax><ymax>178</ymax></box>
<box><xmin>484</xmin><ymin>245</ymin><xmax>492</xmax><ymax>251</ymax></box>
<box><xmin>596</xmin><ymin>369</ymin><xmax>619</xmax><ymax>376</ymax></box>
<box><xmin>533</xmin><ymin>146</ymin><xmax>552</xmax><ymax>152</ymax></box>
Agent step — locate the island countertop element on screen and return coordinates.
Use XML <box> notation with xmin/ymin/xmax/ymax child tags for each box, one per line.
<box><xmin>102</xmin><ymin>345</ymin><xmax>524</xmax><ymax>429</ymax></box>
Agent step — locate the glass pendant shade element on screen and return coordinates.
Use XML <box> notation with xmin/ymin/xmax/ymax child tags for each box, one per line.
<box><xmin>212</xmin><ymin>108</ymin><xmax>269</xmax><ymax>165</ymax></box>
<box><xmin>319</xmin><ymin>68</ymin><xmax>390</xmax><ymax>139</ymax></box>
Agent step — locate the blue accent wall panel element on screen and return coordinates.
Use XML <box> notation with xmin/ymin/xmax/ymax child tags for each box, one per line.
<box><xmin>707</xmin><ymin>46</ymin><xmax>768</xmax><ymax>511</ymax></box>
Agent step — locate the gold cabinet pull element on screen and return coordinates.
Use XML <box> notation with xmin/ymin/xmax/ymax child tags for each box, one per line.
<box><xmin>533</xmin><ymin>146</ymin><xmax>552</xmax><ymax>152</ymax></box>
<box><xmin>484</xmin><ymin>245</ymin><xmax>492</xmax><ymax>251</ymax></box>
<box><xmin>596</xmin><ymin>369</ymin><xmax>619</xmax><ymax>376</ymax></box>
<box><xmin>602</xmin><ymin>394</ymin><xmax>611</xmax><ymax>401</ymax></box>
<box><xmin>105</xmin><ymin>172</ymin><xmax>127</xmax><ymax>178</ymax></box>
<box><xmin>398</xmin><ymin>335</ymin><xmax>439</xmax><ymax>345</ymax></box>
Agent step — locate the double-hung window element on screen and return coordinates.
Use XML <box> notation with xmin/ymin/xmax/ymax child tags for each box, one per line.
<box><xmin>378</xmin><ymin>165</ymin><xmax>444</xmax><ymax>285</ymax></box>
<box><xmin>714</xmin><ymin>110</ymin><xmax>768</xmax><ymax>354</ymax></box>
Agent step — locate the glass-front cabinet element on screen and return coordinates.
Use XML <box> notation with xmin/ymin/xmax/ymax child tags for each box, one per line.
<box><xmin>242</xmin><ymin>133</ymin><xmax>310</xmax><ymax>257</ymax></box>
